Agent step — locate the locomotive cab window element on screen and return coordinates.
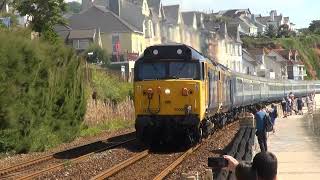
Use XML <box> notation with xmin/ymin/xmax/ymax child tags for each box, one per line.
<box><xmin>136</xmin><ymin>61</ymin><xmax>200</xmax><ymax>81</ymax></box>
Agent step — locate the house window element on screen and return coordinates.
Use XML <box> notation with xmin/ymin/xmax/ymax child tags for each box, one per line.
<box><xmin>225</xmin><ymin>42</ymin><xmax>228</xmax><ymax>53</ymax></box>
<box><xmin>112</xmin><ymin>34</ymin><xmax>120</xmax><ymax>53</ymax></box>
<box><xmin>72</xmin><ymin>39</ymin><xmax>90</xmax><ymax>50</ymax></box>
<box><xmin>79</xmin><ymin>39</ymin><xmax>90</xmax><ymax>49</ymax></box>
<box><xmin>143</xmin><ymin>20</ymin><xmax>147</xmax><ymax>37</ymax></box>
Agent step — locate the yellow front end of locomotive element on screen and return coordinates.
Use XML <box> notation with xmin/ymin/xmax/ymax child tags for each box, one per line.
<box><xmin>134</xmin><ymin>80</ymin><xmax>206</xmax><ymax>121</ymax></box>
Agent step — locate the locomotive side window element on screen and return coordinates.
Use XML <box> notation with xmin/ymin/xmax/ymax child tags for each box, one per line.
<box><xmin>169</xmin><ymin>62</ymin><xmax>198</xmax><ymax>79</ymax></box>
<box><xmin>201</xmin><ymin>62</ymin><xmax>205</xmax><ymax>80</ymax></box>
<box><xmin>137</xmin><ymin>61</ymin><xmax>200</xmax><ymax>80</ymax></box>
<box><xmin>138</xmin><ymin>62</ymin><xmax>166</xmax><ymax>80</ymax></box>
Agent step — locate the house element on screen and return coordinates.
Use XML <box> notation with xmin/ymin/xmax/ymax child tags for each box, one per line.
<box><xmin>265</xmin><ymin>49</ymin><xmax>288</xmax><ymax>80</ymax></box>
<box><xmin>242</xmin><ymin>49</ymin><xmax>261</xmax><ymax>75</ymax></box>
<box><xmin>82</xmin><ymin>0</ymin><xmax>161</xmax><ymax>47</ymax></box>
<box><xmin>216</xmin><ymin>9</ymin><xmax>258</xmax><ymax>36</ymax></box>
<box><xmin>273</xmin><ymin>49</ymin><xmax>306</xmax><ymax>80</ymax></box>
<box><xmin>162</xmin><ymin>5</ymin><xmax>184</xmax><ymax>44</ymax></box>
<box><xmin>69</xmin><ymin>5</ymin><xmax>145</xmax><ymax>55</ymax></box>
<box><xmin>203</xmin><ymin>20</ymin><xmax>243</xmax><ymax>72</ymax></box>
<box><xmin>181</xmin><ymin>11</ymin><xmax>201</xmax><ymax>51</ymax></box>
<box><xmin>247</xmin><ymin>48</ymin><xmax>272</xmax><ymax>78</ymax></box>
<box><xmin>255</xmin><ymin>10</ymin><xmax>295</xmax><ymax>31</ymax></box>
<box><xmin>68</xmin><ymin>29</ymin><xmax>102</xmax><ymax>52</ymax></box>
<box><xmin>250</xmin><ymin>15</ymin><xmax>266</xmax><ymax>34</ymax></box>
<box><xmin>246</xmin><ymin>48</ymin><xmax>290</xmax><ymax>79</ymax></box>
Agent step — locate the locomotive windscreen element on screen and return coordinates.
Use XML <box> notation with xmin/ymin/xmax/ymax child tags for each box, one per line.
<box><xmin>136</xmin><ymin>61</ymin><xmax>200</xmax><ymax>81</ymax></box>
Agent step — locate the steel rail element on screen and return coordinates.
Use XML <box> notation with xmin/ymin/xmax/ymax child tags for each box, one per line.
<box><xmin>90</xmin><ymin>150</ymin><xmax>149</xmax><ymax>180</ymax></box>
<box><xmin>14</xmin><ymin>138</ymin><xmax>135</xmax><ymax>180</ymax></box>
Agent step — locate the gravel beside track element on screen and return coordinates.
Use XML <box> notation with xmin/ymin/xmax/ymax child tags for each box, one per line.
<box><xmin>38</xmin><ymin>140</ymin><xmax>146</xmax><ymax>179</ymax></box>
<box><xmin>0</xmin><ymin>128</ymin><xmax>134</xmax><ymax>169</ymax></box>
<box><xmin>1</xmin><ymin>122</ymin><xmax>239</xmax><ymax>180</ymax></box>
<box><xmin>166</xmin><ymin>122</ymin><xmax>240</xmax><ymax>179</ymax></box>
<box><xmin>105</xmin><ymin>122</ymin><xmax>239</xmax><ymax>180</ymax></box>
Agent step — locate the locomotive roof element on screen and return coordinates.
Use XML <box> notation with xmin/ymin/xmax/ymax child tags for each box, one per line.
<box><xmin>140</xmin><ymin>44</ymin><xmax>207</xmax><ymax>62</ymax></box>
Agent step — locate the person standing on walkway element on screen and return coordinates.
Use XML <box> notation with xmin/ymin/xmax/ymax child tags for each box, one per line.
<box><xmin>281</xmin><ymin>97</ymin><xmax>287</xmax><ymax>118</ymax></box>
<box><xmin>307</xmin><ymin>94</ymin><xmax>313</xmax><ymax>114</ymax></box>
<box><xmin>269</xmin><ymin>104</ymin><xmax>278</xmax><ymax>133</ymax></box>
<box><xmin>297</xmin><ymin>97</ymin><xmax>303</xmax><ymax>115</ymax></box>
<box><xmin>287</xmin><ymin>96</ymin><xmax>292</xmax><ymax>116</ymax></box>
<box><xmin>255</xmin><ymin>104</ymin><xmax>268</xmax><ymax>152</ymax></box>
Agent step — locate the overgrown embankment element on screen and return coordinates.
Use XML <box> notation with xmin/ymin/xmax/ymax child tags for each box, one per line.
<box><xmin>80</xmin><ymin>67</ymin><xmax>134</xmax><ymax>137</ymax></box>
<box><xmin>242</xmin><ymin>34</ymin><xmax>320</xmax><ymax>80</ymax></box>
<box><xmin>0</xmin><ymin>29</ymin><xmax>86</xmax><ymax>153</ymax></box>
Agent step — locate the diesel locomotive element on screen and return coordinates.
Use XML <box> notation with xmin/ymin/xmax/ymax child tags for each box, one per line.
<box><xmin>133</xmin><ymin>44</ymin><xmax>320</xmax><ymax>146</ymax></box>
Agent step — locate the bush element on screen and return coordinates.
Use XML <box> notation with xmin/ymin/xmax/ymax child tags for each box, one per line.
<box><xmin>83</xmin><ymin>45</ymin><xmax>110</xmax><ymax>67</ymax></box>
<box><xmin>89</xmin><ymin>68</ymin><xmax>133</xmax><ymax>103</ymax></box>
<box><xmin>0</xmin><ymin>30</ymin><xmax>86</xmax><ymax>153</ymax></box>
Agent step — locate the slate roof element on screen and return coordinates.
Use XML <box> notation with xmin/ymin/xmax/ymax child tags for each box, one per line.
<box><xmin>69</xmin><ymin>29</ymin><xmax>96</xmax><ymax>39</ymax></box>
<box><xmin>163</xmin><ymin>5</ymin><xmax>180</xmax><ymax>25</ymax></box>
<box><xmin>256</xmin><ymin>15</ymin><xmax>283</xmax><ymax>25</ymax></box>
<box><xmin>218</xmin><ymin>9</ymin><xmax>251</xmax><ymax>17</ymax></box>
<box><xmin>68</xmin><ymin>5</ymin><xmax>143</xmax><ymax>34</ymax></box>
<box><xmin>273</xmin><ymin>49</ymin><xmax>290</xmax><ymax>60</ymax></box>
<box><xmin>243</xmin><ymin>49</ymin><xmax>260</xmax><ymax>65</ymax></box>
<box><xmin>54</xmin><ymin>25</ymin><xmax>72</xmax><ymax>41</ymax></box>
<box><xmin>147</xmin><ymin>0</ymin><xmax>161</xmax><ymax>11</ymax></box>
<box><xmin>247</xmin><ymin>48</ymin><xmax>266</xmax><ymax>56</ymax></box>
<box><xmin>227</xmin><ymin>24</ymin><xmax>242</xmax><ymax>43</ymax></box>
<box><xmin>119</xmin><ymin>0</ymin><xmax>146</xmax><ymax>32</ymax></box>
<box><xmin>203</xmin><ymin>21</ymin><xmax>233</xmax><ymax>42</ymax></box>
<box><xmin>181</xmin><ymin>12</ymin><xmax>195</xmax><ymax>27</ymax></box>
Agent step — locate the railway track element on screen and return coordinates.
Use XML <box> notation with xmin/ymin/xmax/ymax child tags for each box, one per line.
<box><xmin>0</xmin><ymin>133</ymin><xmax>136</xmax><ymax>180</ymax></box>
<box><xmin>91</xmin><ymin>122</ymin><xmax>238</xmax><ymax>180</ymax></box>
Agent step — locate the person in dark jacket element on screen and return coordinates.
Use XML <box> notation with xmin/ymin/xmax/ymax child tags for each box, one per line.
<box><xmin>297</xmin><ymin>97</ymin><xmax>303</xmax><ymax>115</ymax></box>
<box><xmin>281</xmin><ymin>97</ymin><xmax>287</xmax><ymax>118</ymax></box>
<box><xmin>255</xmin><ymin>104</ymin><xmax>267</xmax><ymax>152</ymax></box>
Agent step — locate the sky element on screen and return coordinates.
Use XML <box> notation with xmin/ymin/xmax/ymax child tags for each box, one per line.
<box><xmin>66</xmin><ymin>0</ymin><xmax>319</xmax><ymax>28</ymax></box>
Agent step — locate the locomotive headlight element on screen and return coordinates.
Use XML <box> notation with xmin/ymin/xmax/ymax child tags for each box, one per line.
<box><xmin>165</xmin><ymin>88</ymin><xmax>171</xmax><ymax>95</ymax></box>
<box><xmin>153</xmin><ymin>49</ymin><xmax>159</xmax><ymax>55</ymax></box>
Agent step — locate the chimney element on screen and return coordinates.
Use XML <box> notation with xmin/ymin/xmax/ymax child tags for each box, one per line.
<box><xmin>251</xmin><ymin>14</ymin><xmax>256</xmax><ymax>22</ymax></box>
<box><xmin>109</xmin><ymin>0</ymin><xmax>121</xmax><ymax>16</ymax></box>
<box><xmin>270</xmin><ymin>10</ymin><xmax>276</xmax><ymax>21</ymax></box>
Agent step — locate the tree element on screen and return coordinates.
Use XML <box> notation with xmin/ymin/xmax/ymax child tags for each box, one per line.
<box><xmin>265</xmin><ymin>24</ymin><xmax>277</xmax><ymax>38</ymax></box>
<box><xmin>84</xmin><ymin>44</ymin><xmax>110</xmax><ymax>67</ymax></box>
<box><xmin>12</xmin><ymin>0</ymin><xmax>67</xmax><ymax>41</ymax></box>
<box><xmin>309</xmin><ymin>20</ymin><xmax>320</xmax><ymax>34</ymax></box>
<box><xmin>67</xmin><ymin>1</ymin><xmax>81</xmax><ymax>14</ymax></box>
<box><xmin>278</xmin><ymin>24</ymin><xmax>290</xmax><ymax>38</ymax></box>
<box><xmin>0</xmin><ymin>0</ymin><xmax>8</xmax><ymax>11</ymax></box>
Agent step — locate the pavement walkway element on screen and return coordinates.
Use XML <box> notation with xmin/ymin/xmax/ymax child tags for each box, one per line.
<box><xmin>268</xmin><ymin>112</ymin><xmax>320</xmax><ymax>180</ymax></box>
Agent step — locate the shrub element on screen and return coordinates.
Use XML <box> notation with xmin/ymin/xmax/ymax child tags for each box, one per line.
<box><xmin>0</xmin><ymin>30</ymin><xmax>86</xmax><ymax>153</ymax></box>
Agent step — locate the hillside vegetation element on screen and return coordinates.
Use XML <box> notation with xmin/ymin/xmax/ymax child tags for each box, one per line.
<box><xmin>81</xmin><ymin>67</ymin><xmax>134</xmax><ymax>136</ymax></box>
<box><xmin>0</xmin><ymin>29</ymin><xmax>86</xmax><ymax>153</ymax></box>
<box><xmin>242</xmin><ymin>34</ymin><xmax>320</xmax><ymax>80</ymax></box>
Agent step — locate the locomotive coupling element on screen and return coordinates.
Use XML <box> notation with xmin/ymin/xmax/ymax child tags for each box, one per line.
<box><xmin>147</xmin><ymin>88</ymin><xmax>154</xmax><ymax>99</ymax></box>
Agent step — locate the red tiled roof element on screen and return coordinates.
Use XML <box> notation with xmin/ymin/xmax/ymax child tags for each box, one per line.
<box><xmin>272</xmin><ymin>49</ymin><xmax>291</xmax><ymax>59</ymax></box>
